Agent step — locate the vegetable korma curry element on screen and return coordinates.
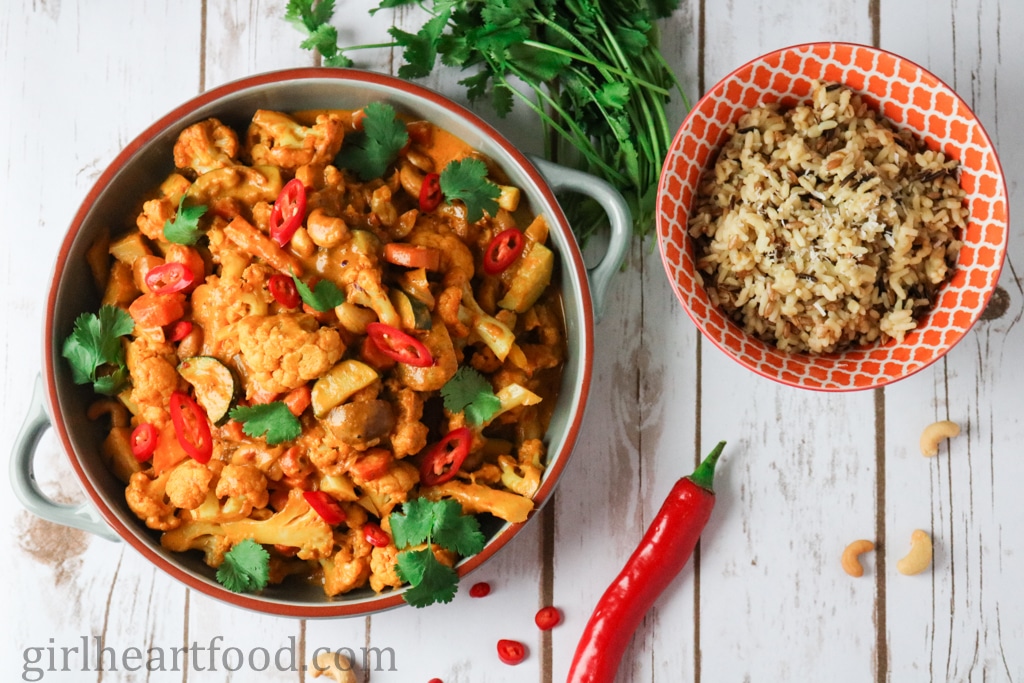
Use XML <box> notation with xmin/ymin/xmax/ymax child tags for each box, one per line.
<box><xmin>64</xmin><ymin>103</ymin><xmax>565</xmax><ymax>604</ymax></box>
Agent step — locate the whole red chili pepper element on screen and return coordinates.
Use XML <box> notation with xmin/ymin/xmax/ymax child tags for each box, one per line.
<box><xmin>566</xmin><ymin>441</ymin><xmax>725</xmax><ymax>683</ymax></box>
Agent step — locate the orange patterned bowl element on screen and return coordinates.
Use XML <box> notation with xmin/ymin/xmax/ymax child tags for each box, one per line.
<box><xmin>656</xmin><ymin>42</ymin><xmax>1009</xmax><ymax>391</ymax></box>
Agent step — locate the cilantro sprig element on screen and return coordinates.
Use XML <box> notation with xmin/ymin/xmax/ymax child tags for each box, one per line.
<box><xmin>162</xmin><ymin>195</ymin><xmax>208</xmax><ymax>246</ymax></box>
<box><xmin>284</xmin><ymin>0</ymin><xmax>689</xmax><ymax>243</ymax></box>
<box><xmin>335</xmin><ymin>102</ymin><xmax>409</xmax><ymax>181</ymax></box>
<box><xmin>62</xmin><ymin>305</ymin><xmax>134</xmax><ymax>396</ymax></box>
<box><xmin>285</xmin><ymin>0</ymin><xmax>355</xmax><ymax>67</ymax></box>
<box><xmin>439</xmin><ymin>158</ymin><xmax>500</xmax><ymax>223</ymax></box>
<box><xmin>291</xmin><ymin>272</ymin><xmax>345</xmax><ymax>312</ymax></box>
<box><xmin>440</xmin><ymin>366</ymin><xmax>500</xmax><ymax>427</ymax></box>
<box><xmin>390</xmin><ymin>498</ymin><xmax>485</xmax><ymax>607</ymax></box>
<box><xmin>216</xmin><ymin>538</ymin><xmax>270</xmax><ymax>593</ymax></box>
<box><xmin>228</xmin><ymin>402</ymin><xmax>302</xmax><ymax>445</ymax></box>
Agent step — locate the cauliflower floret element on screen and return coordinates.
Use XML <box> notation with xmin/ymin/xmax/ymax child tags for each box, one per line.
<box><xmin>126</xmin><ymin>336</ymin><xmax>182</xmax><ymax>427</ymax></box>
<box><xmin>236</xmin><ymin>313</ymin><xmax>345</xmax><ymax>396</ymax></box>
<box><xmin>325</xmin><ymin>230</ymin><xmax>401</xmax><ymax>329</ymax></box>
<box><xmin>173</xmin><ymin>118</ymin><xmax>240</xmax><ymax>176</ymax></box>
<box><xmin>498</xmin><ymin>453</ymin><xmax>542</xmax><ymax>498</ymax></box>
<box><xmin>387</xmin><ymin>385</ymin><xmax>429</xmax><ymax>458</ymax></box>
<box><xmin>165</xmin><ymin>460</ymin><xmax>214</xmax><ymax>510</ymax></box>
<box><xmin>162</xmin><ymin>488</ymin><xmax>335</xmax><ymax>563</ymax></box>
<box><xmin>135</xmin><ymin>173</ymin><xmax>192</xmax><ymax>241</ymax></box>
<box><xmin>368</xmin><ymin>544</ymin><xmax>403</xmax><ymax>593</ymax></box>
<box><xmin>355</xmin><ymin>460</ymin><xmax>419</xmax><ymax>518</ymax></box>
<box><xmin>319</xmin><ymin>529</ymin><xmax>372</xmax><ymax>597</ymax></box>
<box><xmin>215</xmin><ymin>463</ymin><xmax>270</xmax><ymax>511</ymax></box>
<box><xmin>245</xmin><ymin>110</ymin><xmax>345</xmax><ymax>170</ymax></box>
<box><xmin>190</xmin><ymin>264</ymin><xmax>276</xmax><ymax>360</ymax></box>
<box><xmin>125</xmin><ymin>469</ymin><xmax>182</xmax><ymax>531</ymax></box>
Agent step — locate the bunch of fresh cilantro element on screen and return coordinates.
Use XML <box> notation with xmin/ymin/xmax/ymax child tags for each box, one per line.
<box><xmin>285</xmin><ymin>0</ymin><xmax>689</xmax><ymax>243</ymax></box>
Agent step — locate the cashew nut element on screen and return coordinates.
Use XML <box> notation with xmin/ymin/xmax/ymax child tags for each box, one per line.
<box><xmin>86</xmin><ymin>399</ymin><xmax>131</xmax><ymax>428</ymax></box>
<box><xmin>896</xmin><ymin>529</ymin><xmax>933</xmax><ymax>576</ymax></box>
<box><xmin>841</xmin><ymin>539</ymin><xmax>875</xmax><ymax>578</ymax></box>
<box><xmin>919</xmin><ymin>420</ymin><xmax>960</xmax><ymax>457</ymax></box>
<box><xmin>310</xmin><ymin>651</ymin><xmax>357</xmax><ymax>683</ymax></box>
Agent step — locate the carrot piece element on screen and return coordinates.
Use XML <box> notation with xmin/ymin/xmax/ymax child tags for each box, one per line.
<box><xmin>222</xmin><ymin>215</ymin><xmax>304</xmax><ymax>276</ymax></box>
<box><xmin>384</xmin><ymin>243</ymin><xmax>442</xmax><ymax>271</ymax></box>
<box><xmin>128</xmin><ymin>292</ymin><xmax>186</xmax><ymax>327</ymax></box>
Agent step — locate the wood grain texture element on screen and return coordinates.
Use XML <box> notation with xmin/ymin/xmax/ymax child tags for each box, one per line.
<box><xmin>3</xmin><ymin>0</ymin><xmax>1022</xmax><ymax>681</ymax></box>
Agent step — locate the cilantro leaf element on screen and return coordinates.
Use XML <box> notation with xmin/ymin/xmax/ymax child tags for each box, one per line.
<box><xmin>440</xmin><ymin>366</ymin><xmax>501</xmax><ymax>427</ymax></box>
<box><xmin>292</xmin><ymin>273</ymin><xmax>344</xmax><ymax>312</ymax></box>
<box><xmin>62</xmin><ymin>305</ymin><xmax>134</xmax><ymax>396</ymax></box>
<box><xmin>216</xmin><ymin>538</ymin><xmax>270</xmax><ymax>593</ymax></box>
<box><xmin>389</xmin><ymin>498</ymin><xmax>485</xmax><ymax>607</ymax></box>
<box><xmin>228</xmin><ymin>402</ymin><xmax>302</xmax><ymax>445</ymax></box>
<box><xmin>389</xmin><ymin>496</ymin><xmax>439</xmax><ymax>549</ymax></box>
<box><xmin>431</xmin><ymin>500</ymin><xmax>486</xmax><ymax>556</ymax></box>
<box><xmin>439</xmin><ymin>158</ymin><xmax>500</xmax><ymax>223</ymax></box>
<box><xmin>396</xmin><ymin>548</ymin><xmax>459</xmax><ymax>607</ymax></box>
<box><xmin>163</xmin><ymin>196</ymin><xmax>208</xmax><ymax>245</ymax></box>
<box><xmin>335</xmin><ymin>102</ymin><xmax>409</xmax><ymax>181</ymax></box>
<box><xmin>389</xmin><ymin>2</ymin><xmax>455</xmax><ymax>79</ymax></box>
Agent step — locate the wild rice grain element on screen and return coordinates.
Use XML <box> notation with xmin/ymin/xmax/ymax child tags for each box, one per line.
<box><xmin>688</xmin><ymin>81</ymin><xmax>965</xmax><ymax>354</ymax></box>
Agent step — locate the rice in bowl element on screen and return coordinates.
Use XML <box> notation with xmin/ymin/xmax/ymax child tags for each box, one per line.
<box><xmin>688</xmin><ymin>80</ymin><xmax>966</xmax><ymax>354</ymax></box>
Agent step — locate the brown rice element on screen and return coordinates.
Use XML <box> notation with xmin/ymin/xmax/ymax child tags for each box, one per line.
<box><xmin>688</xmin><ymin>81</ymin><xmax>966</xmax><ymax>354</ymax></box>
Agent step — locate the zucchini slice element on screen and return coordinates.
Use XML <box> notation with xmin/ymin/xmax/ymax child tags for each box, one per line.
<box><xmin>311</xmin><ymin>359</ymin><xmax>380</xmax><ymax>418</ymax></box>
<box><xmin>177</xmin><ymin>356</ymin><xmax>238</xmax><ymax>424</ymax></box>
<box><xmin>391</xmin><ymin>289</ymin><xmax>433</xmax><ymax>331</ymax></box>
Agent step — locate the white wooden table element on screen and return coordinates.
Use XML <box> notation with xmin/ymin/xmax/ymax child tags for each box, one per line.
<box><xmin>2</xmin><ymin>1</ymin><xmax>1021</xmax><ymax>681</ymax></box>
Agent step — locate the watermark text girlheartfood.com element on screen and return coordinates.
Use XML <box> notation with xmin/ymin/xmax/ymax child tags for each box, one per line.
<box><xmin>20</xmin><ymin>635</ymin><xmax>396</xmax><ymax>682</ymax></box>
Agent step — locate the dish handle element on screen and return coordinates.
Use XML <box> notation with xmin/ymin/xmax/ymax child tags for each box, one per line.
<box><xmin>10</xmin><ymin>375</ymin><xmax>120</xmax><ymax>542</ymax></box>
<box><xmin>529</xmin><ymin>156</ymin><xmax>631</xmax><ymax>321</ymax></box>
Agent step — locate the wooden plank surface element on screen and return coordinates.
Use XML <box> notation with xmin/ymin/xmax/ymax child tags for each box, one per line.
<box><xmin>2</xmin><ymin>0</ymin><xmax>1021</xmax><ymax>681</ymax></box>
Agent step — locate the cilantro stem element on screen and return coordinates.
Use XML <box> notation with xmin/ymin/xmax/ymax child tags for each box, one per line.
<box><xmin>494</xmin><ymin>64</ymin><xmax>628</xmax><ymax>185</ymax></box>
<box><xmin>519</xmin><ymin>36</ymin><xmax>670</xmax><ymax>96</ymax></box>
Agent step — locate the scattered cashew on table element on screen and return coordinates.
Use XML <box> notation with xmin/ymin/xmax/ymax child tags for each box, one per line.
<box><xmin>896</xmin><ymin>530</ymin><xmax>933</xmax><ymax>576</ymax></box>
<box><xmin>842</xmin><ymin>420</ymin><xmax>957</xmax><ymax>577</ymax></box>
<box><xmin>311</xmin><ymin>652</ymin><xmax>357</xmax><ymax>683</ymax></box>
<box><xmin>919</xmin><ymin>420</ymin><xmax>961</xmax><ymax>457</ymax></box>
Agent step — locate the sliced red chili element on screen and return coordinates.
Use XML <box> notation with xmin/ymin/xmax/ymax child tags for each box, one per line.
<box><xmin>269</xmin><ymin>178</ymin><xmax>307</xmax><ymax>247</ymax></box>
<box><xmin>366</xmin><ymin>322</ymin><xmax>433</xmax><ymax>368</ymax></box>
<box><xmin>268</xmin><ymin>273</ymin><xmax>301</xmax><ymax>308</ymax></box>
<box><xmin>144</xmin><ymin>262</ymin><xmax>195</xmax><ymax>294</ymax></box>
<box><xmin>130</xmin><ymin>423</ymin><xmax>158</xmax><ymax>461</ymax></box>
<box><xmin>496</xmin><ymin>639</ymin><xmax>526</xmax><ymax>666</ymax></box>
<box><xmin>535</xmin><ymin>605</ymin><xmax>562</xmax><ymax>630</ymax></box>
<box><xmin>419</xmin><ymin>427</ymin><xmax>472</xmax><ymax>487</ymax></box>
<box><xmin>303</xmin><ymin>493</ymin><xmax>348</xmax><ymax>528</ymax></box>
<box><xmin>418</xmin><ymin>172</ymin><xmax>442</xmax><ymax>212</ymax></box>
<box><xmin>303</xmin><ymin>491</ymin><xmax>347</xmax><ymax>525</ymax></box>
<box><xmin>363</xmin><ymin>522</ymin><xmax>391</xmax><ymax>548</ymax></box>
<box><xmin>168</xmin><ymin>391</ymin><xmax>213</xmax><ymax>464</ymax></box>
<box><xmin>165</xmin><ymin>320</ymin><xmax>193</xmax><ymax>343</ymax></box>
<box><xmin>469</xmin><ymin>581</ymin><xmax>491</xmax><ymax>598</ymax></box>
<box><xmin>482</xmin><ymin>228</ymin><xmax>526</xmax><ymax>275</ymax></box>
